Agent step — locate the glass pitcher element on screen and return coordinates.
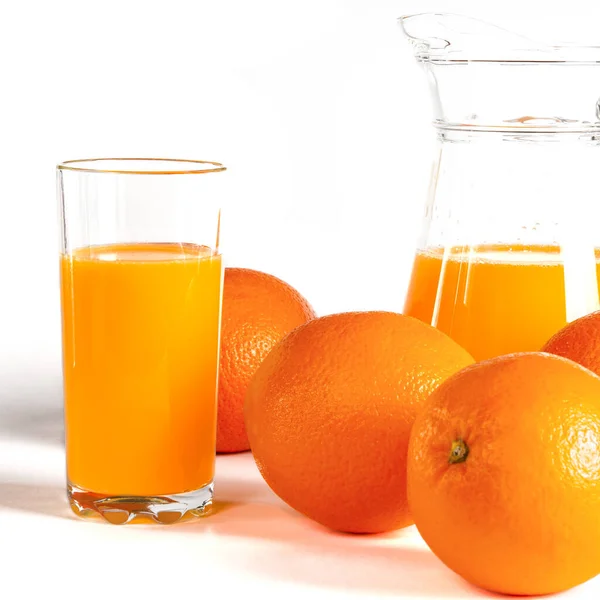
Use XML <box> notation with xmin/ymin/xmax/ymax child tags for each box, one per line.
<box><xmin>399</xmin><ymin>13</ymin><xmax>600</xmax><ymax>361</ymax></box>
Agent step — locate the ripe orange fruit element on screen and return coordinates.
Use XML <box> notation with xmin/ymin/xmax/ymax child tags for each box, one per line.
<box><xmin>245</xmin><ymin>311</ymin><xmax>474</xmax><ymax>533</ymax></box>
<box><xmin>542</xmin><ymin>310</ymin><xmax>600</xmax><ymax>376</ymax></box>
<box><xmin>408</xmin><ymin>352</ymin><xmax>600</xmax><ymax>596</ymax></box>
<box><xmin>217</xmin><ymin>268</ymin><xmax>315</xmax><ymax>453</ymax></box>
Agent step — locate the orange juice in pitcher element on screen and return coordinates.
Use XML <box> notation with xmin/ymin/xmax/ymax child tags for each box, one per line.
<box><xmin>404</xmin><ymin>244</ymin><xmax>600</xmax><ymax>360</ymax></box>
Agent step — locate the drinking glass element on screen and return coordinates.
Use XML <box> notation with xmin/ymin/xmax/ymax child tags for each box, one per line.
<box><xmin>399</xmin><ymin>14</ymin><xmax>600</xmax><ymax>361</ymax></box>
<box><xmin>57</xmin><ymin>158</ymin><xmax>226</xmax><ymax>524</ymax></box>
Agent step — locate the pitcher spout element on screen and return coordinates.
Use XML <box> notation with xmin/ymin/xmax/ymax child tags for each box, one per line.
<box><xmin>399</xmin><ymin>13</ymin><xmax>546</xmax><ymax>63</ymax></box>
<box><xmin>398</xmin><ymin>13</ymin><xmax>600</xmax><ymax>133</ymax></box>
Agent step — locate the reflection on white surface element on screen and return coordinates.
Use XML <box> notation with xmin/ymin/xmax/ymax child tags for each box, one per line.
<box><xmin>1</xmin><ymin>414</ymin><xmax>599</xmax><ymax>600</ymax></box>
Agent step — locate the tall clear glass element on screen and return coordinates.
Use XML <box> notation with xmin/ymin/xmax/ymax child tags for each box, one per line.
<box><xmin>400</xmin><ymin>14</ymin><xmax>600</xmax><ymax>361</ymax></box>
<box><xmin>57</xmin><ymin>158</ymin><xmax>226</xmax><ymax>524</ymax></box>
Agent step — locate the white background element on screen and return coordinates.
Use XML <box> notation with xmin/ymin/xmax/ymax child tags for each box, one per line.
<box><xmin>1</xmin><ymin>1</ymin><xmax>600</xmax><ymax>598</ymax></box>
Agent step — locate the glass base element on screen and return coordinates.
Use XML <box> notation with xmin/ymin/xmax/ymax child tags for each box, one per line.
<box><xmin>67</xmin><ymin>481</ymin><xmax>213</xmax><ymax>525</ymax></box>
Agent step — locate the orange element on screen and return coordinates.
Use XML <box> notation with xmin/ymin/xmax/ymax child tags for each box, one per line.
<box><xmin>217</xmin><ymin>268</ymin><xmax>315</xmax><ymax>453</ymax></box>
<box><xmin>407</xmin><ymin>352</ymin><xmax>600</xmax><ymax>596</ymax></box>
<box><xmin>245</xmin><ymin>311</ymin><xmax>474</xmax><ymax>533</ymax></box>
<box><xmin>542</xmin><ymin>310</ymin><xmax>600</xmax><ymax>376</ymax></box>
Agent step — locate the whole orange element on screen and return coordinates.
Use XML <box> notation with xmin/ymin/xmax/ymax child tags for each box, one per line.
<box><xmin>217</xmin><ymin>268</ymin><xmax>315</xmax><ymax>453</ymax></box>
<box><xmin>542</xmin><ymin>310</ymin><xmax>600</xmax><ymax>376</ymax></box>
<box><xmin>245</xmin><ymin>311</ymin><xmax>474</xmax><ymax>533</ymax></box>
<box><xmin>408</xmin><ymin>352</ymin><xmax>600</xmax><ymax>596</ymax></box>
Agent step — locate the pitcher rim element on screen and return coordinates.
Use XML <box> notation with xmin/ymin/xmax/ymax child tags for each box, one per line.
<box><xmin>398</xmin><ymin>13</ymin><xmax>600</xmax><ymax>65</ymax></box>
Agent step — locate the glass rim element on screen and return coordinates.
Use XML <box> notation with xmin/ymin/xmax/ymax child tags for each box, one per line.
<box><xmin>57</xmin><ymin>157</ymin><xmax>227</xmax><ymax>175</ymax></box>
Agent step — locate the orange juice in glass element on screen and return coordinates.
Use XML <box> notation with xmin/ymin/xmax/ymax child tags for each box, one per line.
<box><xmin>58</xmin><ymin>159</ymin><xmax>226</xmax><ymax>524</ymax></box>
